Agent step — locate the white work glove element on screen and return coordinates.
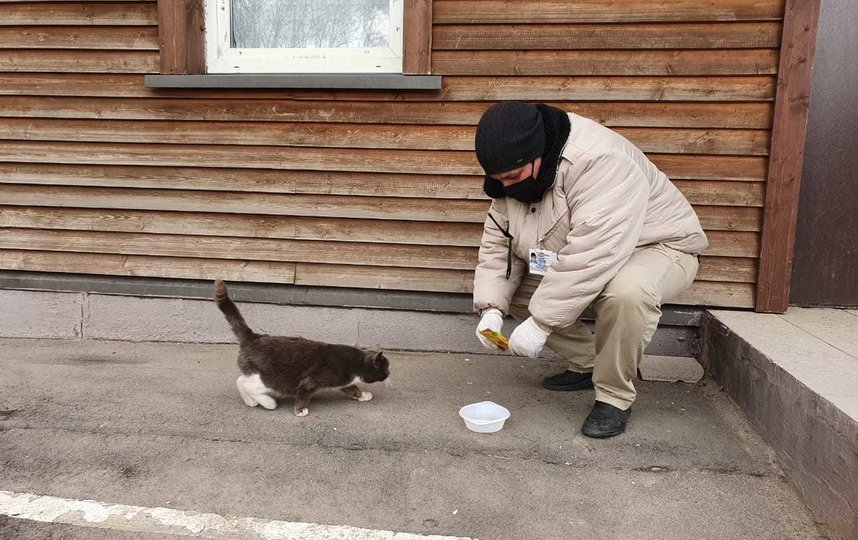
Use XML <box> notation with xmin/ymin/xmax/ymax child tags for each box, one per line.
<box><xmin>508</xmin><ymin>317</ymin><xmax>550</xmax><ymax>358</ymax></box>
<box><xmin>475</xmin><ymin>308</ymin><xmax>504</xmax><ymax>350</ymax></box>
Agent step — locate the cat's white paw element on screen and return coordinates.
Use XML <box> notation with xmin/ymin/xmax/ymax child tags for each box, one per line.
<box><xmin>357</xmin><ymin>391</ymin><xmax>373</xmax><ymax>402</ymax></box>
<box><xmin>240</xmin><ymin>396</ymin><xmax>258</xmax><ymax>407</ymax></box>
<box><xmin>256</xmin><ymin>394</ymin><xmax>277</xmax><ymax>410</ymax></box>
<box><xmin>295</xmin><ymin>408</ymin><xmax>309</xmax><ymax>417</ymax></box>
<box><xmin>236</xmin><ymin>376</ymin><xmax>257</xmax><ymax>406</ymax></box>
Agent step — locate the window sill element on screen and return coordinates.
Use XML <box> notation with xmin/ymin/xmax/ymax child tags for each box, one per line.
<box><xmin>144</xmin><ymin>74</ymin><xmax>442</xmax><ymax>90</ymax></box>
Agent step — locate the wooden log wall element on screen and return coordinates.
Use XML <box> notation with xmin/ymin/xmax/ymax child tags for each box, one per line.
<box><xmin>0</xmin><ymin>0</ymin><xmax>787</xmax><ymax>309</ymax></box>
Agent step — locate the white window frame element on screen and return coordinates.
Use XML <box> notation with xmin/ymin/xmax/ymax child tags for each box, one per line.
<box><xmin>204</xmin><ymin>0</ymin><xmax>404</xmax><ymax>74</ymax></box>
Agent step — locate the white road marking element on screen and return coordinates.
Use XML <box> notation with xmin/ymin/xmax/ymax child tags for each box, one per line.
<box><xmin>0</xmin><ymin>490</ymin><xmax>474</xmax><ymax>540</ymax></box>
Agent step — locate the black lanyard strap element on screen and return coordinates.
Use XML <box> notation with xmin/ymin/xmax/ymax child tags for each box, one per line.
<box><xmin>487</xmin><ymin>213</ymin><xmax>513</xmax><ymax>280</ymax></box>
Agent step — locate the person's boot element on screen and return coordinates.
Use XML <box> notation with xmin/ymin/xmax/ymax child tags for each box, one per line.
<box><xmin>581</xmin><ymin>401</ymin><xmax>630</xmax><ymax>438</ymax></box>
<box><xmin>541</xmin><ymin>370</ymin><xmax>593</xmax><ymax>391</ymax></box>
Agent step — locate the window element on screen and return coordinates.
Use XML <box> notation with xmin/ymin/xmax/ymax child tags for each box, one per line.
<box><xmin>205</xmin><ymin>0</ymin><xmax>404</xmax><ymax>74</ymax></box>
<box><xmin>149</xmin><ymin>0</ymin><xmax>435</xmax><ymax>88</ymax></box>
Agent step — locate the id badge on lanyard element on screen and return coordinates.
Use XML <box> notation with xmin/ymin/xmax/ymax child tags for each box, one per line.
<box><xmin>528</xmin><ymin>248</ymin><xmax>558</xmax><ymax>276</ymax></box>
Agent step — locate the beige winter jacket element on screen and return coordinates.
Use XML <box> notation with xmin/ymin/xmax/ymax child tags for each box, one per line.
<box><xmin>473</xmin><ymin>113</ymin><xmax>709</xmax><ymax>330</ymax></box>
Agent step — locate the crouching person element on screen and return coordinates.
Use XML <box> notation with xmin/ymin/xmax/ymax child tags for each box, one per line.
<box><xmin>472</xmin><ymin>101</ymin><xmax>708</xmax><ymax>438</ymax></box>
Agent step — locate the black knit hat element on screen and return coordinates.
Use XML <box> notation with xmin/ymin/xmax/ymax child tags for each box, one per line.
<box><xmin>475</xmin><ymin>101</ymin><xmax>546</xmax><ymax>175</ymax></box>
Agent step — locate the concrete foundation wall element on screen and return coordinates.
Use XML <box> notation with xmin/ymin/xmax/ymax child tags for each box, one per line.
<box><xmin>1</xmin><ymin>289</ymin><xmax>478</xmax><ymax>352</ymax></box>
<box><xmin>1</xmin><ymin>288</ymin><xmax>697</xmax><ymax>356</ymax></box>
<box><xmin>701</xmin><ymin>311</ymin><xmax>858</xmax><ymax>540</ymax></box>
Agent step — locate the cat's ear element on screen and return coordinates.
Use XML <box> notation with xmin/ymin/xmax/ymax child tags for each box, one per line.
<box><xmin>366</xmin><ymin>350</ymin><xmax>384</xmax><ymax>364</ymax></box>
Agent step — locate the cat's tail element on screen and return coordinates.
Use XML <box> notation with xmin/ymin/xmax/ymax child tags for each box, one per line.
<box><xmin>214</xmin><ymin>280</ymin><xmax>255</xmax><ymax>343</ymax></box>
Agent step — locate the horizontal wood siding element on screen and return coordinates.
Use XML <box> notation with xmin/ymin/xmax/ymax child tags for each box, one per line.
<box><xmin>0</xmin><ymin>0</ymin><xmax>786</xmax><ymax>309</ymax></box>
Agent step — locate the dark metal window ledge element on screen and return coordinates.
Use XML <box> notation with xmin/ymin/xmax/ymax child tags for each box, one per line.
<box><xmin>144</xmin><ymin>74</ymin><xmax>442</xmax><ymax>90</ymax></box>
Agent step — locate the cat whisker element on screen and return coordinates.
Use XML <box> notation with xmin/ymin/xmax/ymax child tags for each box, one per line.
<box><xmin>384</xmin><ymin>377</ymin><xmax>393</xmax><ymax>389</ymax></box>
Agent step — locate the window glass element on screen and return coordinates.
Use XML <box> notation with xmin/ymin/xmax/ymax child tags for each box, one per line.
<box><xmin>206</xmin><ymin>0</ymin><xmax>403</xmax><ymax>74</ymax></box>
<box><xmin>232</xmin><ymin>0</ymin><xmax>391</xmax><ymax>49</ymax></box>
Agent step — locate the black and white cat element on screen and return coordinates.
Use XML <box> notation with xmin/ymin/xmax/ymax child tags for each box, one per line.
<box><xmin>214</xmin><ymin>280</ymin><xmax>390</xmax><ymax>417</ymax></box>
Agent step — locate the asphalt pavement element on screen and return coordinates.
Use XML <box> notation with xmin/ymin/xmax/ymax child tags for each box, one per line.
<box><xmin>0</xmin><ymin>338</ymin><xmax>824</xmax><ymax>539</ymax></box>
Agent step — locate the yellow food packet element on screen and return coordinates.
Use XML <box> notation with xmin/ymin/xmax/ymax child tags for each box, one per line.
<box><xmin>479</xmin><ymin>328</ymin><xmax>509</xmax><ymax>350</ymax></box>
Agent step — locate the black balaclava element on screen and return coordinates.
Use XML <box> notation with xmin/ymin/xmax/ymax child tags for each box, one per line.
<box><xmin>501</xmin><ymin>173</ymin><xmax>544</xmax><ymax>203</ymax></box>
<box><xmin>475</xmin><ymin>102</ymin><xmax>572</xmax><ymax>203</ymax></box>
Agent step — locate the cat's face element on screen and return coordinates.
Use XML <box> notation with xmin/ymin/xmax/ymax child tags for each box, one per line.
<box><xmin>362</xmin><ymin>351</ymin><xmax>390</xmax><ymax>383</ymax></box>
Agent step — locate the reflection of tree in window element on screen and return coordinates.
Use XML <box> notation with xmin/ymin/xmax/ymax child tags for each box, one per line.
<box><xmin>232</xmin><ymin>0</ymin><xmax>390</xmax><ymax>49</ymax></box>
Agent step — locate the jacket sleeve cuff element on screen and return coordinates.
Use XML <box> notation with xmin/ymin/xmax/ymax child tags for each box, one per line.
<box><xmin>532</xmin><ymin>318</ymin><xmax>553</xmax><ymax>333</ymax></box>
<box><xmin>476</xmin><ymin>305</ymin><xmax>505</xmax><ymax>317</ymax></box>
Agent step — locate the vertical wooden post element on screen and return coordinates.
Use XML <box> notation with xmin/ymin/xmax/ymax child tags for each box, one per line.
<box><xmin>755</xmin><ymin>0</ymin><xmax>822</xmax><ymax>312</ymax></box>
<box><xmin>157</xmin><ymin>0</ymin><xmax>206</xmax><ymax>74</ymax></box>
<box><xmin>402</xmin><ymin>0</ymin><xmax>432</xmax><ymax>74</ymax></box>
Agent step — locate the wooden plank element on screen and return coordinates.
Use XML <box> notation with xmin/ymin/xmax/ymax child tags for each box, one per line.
<box><xmin>0</xmin><ymin>167</ymin><xmax>765</xmax><ymax>232</ymax></box>
<box><xmin>652</xmin><ymin>155</ymin><xmax>767</xmax><ymax>181</ymax></box>
<box><xmin>673</xmin><ymin>181</ymin><xmax>765</xmax><ymax>207</ymax></box>
<box><xmin>0</xmin><ymin>140</ymin><xmax>479</xmax><ymax>175</ymax></box>
<box><xmin>402</xmin><ymin>0</ymin><xmax>432</xmax><ymax>75</ymax></box>
<box><xmin>0</xmin><ymin>163</ymin><xmax>487</xmax><ymax>199</ymax></box>
<box><xmin>696</xmin><ymin>206</ymin><xmax>762</xmax><ymax>232</ymax></box>
<box><xmin>303</xmin><ymin>268</ymin><xmax>757</xmax><ymax>306</ymax></box>
<box><xmin>157</xmin><ymin>0</ymin><xmax>205</xmax><ymax>74</ymax></box>
<box><xmin>432</xmin><ymin>49</ymin><xmax>779</xmax><ymax>76</ymax></box>
<box><xmin>0</xmin><ymin>118</ymin><xmax>475</xmax><ymax>151</ymax></box>
<box><xmin>568</xmin><ymin>103</ymin><xmax>770</xmax><ymax>131</ymax></box>
<box><xmin>297</xmin><ymin>267</ymin><xmax>757</xmax><ymax>303</ymax></box>
<box><xmin>0</xmin><ymin>190</ymin><xmax>763</xmax><ymax>252</ymax></box>
<box><xmin>296</xmin><ymin>263</ymin><xmax>472</xmax><ymax>293</ymax></box>
<box><xmin>0</xmin><ymin>249</ymin><xmax>297</xmax><ymax>284</ymax></box>
<box><xmin>703</xmin><ymin>231</ymin><xmax>760</xmax><ymax>258</ymax></box>
<box><xmin>0</xmin><ymin>50</ymin><xmax>158</xmax><ymax>73</ymax></box>
<box><xmin>0</xmin><ymin>26</ymin><xmax>158</xmax><ymax>49</ymax></box>
<box><xmin>432</xmin><ymin>76</ymin><xmax>775</xmax><ymax>102</ymax></box>
<box><xmin>0</xmin><ymin>187</ymin><xmax>757</xmax><ymax>258</ymax></box>
<box><xmin>756</xmin><ymin>0</ymin><xmax>821</xmax><ymax>313</ymax></box>
<box><xmin>0</xmin><ymin>184</ymin><xmax>490</xmax><ymax>223</ymax></box>
<box><xmin>0</xmin><ymin>163</ymin><xmax>768</xmax><ymax>209</ymax></box>
<box><xmin>433</xmin><ymin>0</ymin><xmax>785</xmax><ymax>24</ymax></box>
<box><xmin>0</xmin><ymin>206</ymin><xmax>485</xmax><ymax>246</ymax></box>
<box><xmin>1</xmin><ymin>2</ymin><xmax>157</xmax><ymax>25</ymax></box>
<box><xmin>675</xmin><ymin>281</ymin><xmax>755</xmax><ymax>308</ymax></box>
<box><xmin>433</xmin><ymin>22</ymin><xmax>781</xmax><ymax>50</ymax></box>
<box><xmin>0</xmin><ymin>141</ymin><xmax>770</xmax><ymax>179</ymax></box>
<box><xmin>0</xmin><ymin>249</ymin><xmax>476</xmax><ymax>292</ymax></box>
<box><xmin>697</xmin><ymin>256</ymin><xmax>757</xmax><ymax>283</ymax></box>
<box><xmin>0</xmin><ymin>248</ymin><xmax>756</xmax><ymax>304</ymax></box>
<box><xmin>0</xmin><ymin>96</ymin><xmax>774</xmax><ymax>129</ymax></box>
<box><xmin>0</xmin><ymin>248</ymin><xmax>758</xmax><ymax>303</ymax></box>
<box><xmin>1</xmin><ymin>206</ymin><xmax>760</xmax><ymax>268</ymax></box>
<box><xmin>0</xmin><ymin>118</ymin><xmax>771</xmax><ymax>155</ymax></box>
<box><xmin>0</xmin><ymin>228</ymin><xmax>480</xmax><ymax>270</ymax></box>
<box><xmin>0</xmin><ymin>73</ymin><xmax>146</xmax><ymax>97</ymax></box>
<box><xmin>0</xmin><ymin>141</ymin><xmax>769</xmax><ymax>179</ymax></box>
<box><xmin>618</xmin><ymin>128</ymin><xmax>770</xmax><ymax>156</ymax></box>
<box><xmin>0</xmin><ymin>73</ymin><xmax>776</xmax><ymax>102</ymax></box>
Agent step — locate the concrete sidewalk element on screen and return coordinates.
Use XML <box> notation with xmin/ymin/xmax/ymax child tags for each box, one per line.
<box><xmin>0</xmin><ymin>338</ymin><xmax>823</xmax><ymax>539</ymax></box>
<box><xmin>703</xmin><ymin>307</ymin><xmax>858</xmax><ymax>539</ymax></box>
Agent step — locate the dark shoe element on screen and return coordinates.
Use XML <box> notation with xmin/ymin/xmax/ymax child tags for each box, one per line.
<box><xmin>541</xmin><ymin>370</ymin><xmax>594</xmax><ymax>391</ymax></box>
<box><xmin>581</xmin><ymin>401</ymin><xmax>630</xmax><ymax>438</ymax></box>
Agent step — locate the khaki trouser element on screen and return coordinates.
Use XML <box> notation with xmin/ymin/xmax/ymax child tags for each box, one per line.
<box><xmin>507</xmin><ymin>243</ymin><xmax>699</xmax><ymax>411</ymax></box>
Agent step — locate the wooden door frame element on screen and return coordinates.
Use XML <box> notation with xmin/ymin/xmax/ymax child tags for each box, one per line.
<box><xmin>756</xmin><ymin>0</ymin><xmax>822</xmax><ymax>313</ymax></box>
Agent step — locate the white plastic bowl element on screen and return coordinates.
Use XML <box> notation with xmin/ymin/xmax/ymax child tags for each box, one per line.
<box><xmin>458</xmin><ymin>401</ymin><xmax>511</xmax><ymax>433</ymax></box>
